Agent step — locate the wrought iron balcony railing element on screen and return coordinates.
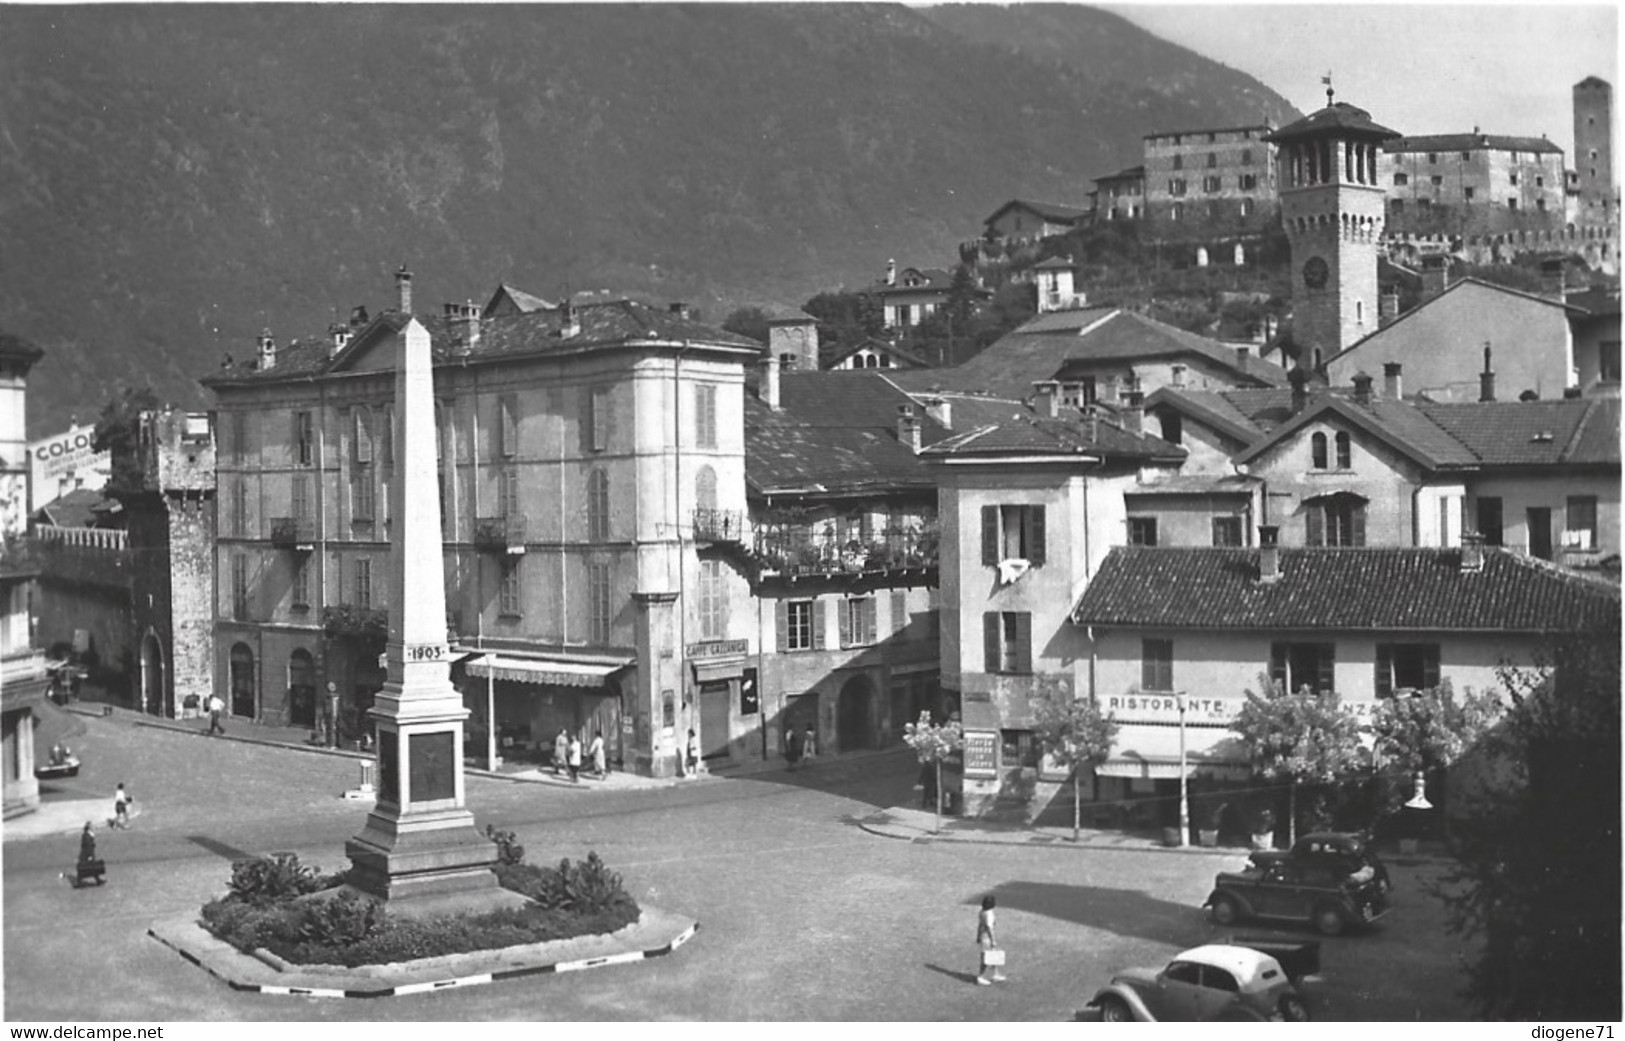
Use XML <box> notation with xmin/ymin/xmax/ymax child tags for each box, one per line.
<box><xmin>692</xmin><ymin>508</ymin><xmax>747</xmax><ymax>544</ymax></box>
<box><xmin>473</xmin><ymin>515</ymin><xmax>527</xmax><ymax>554</ymax></box>
<box><xmin>752</xmin><ymin>524</ymin><xmax>939</xmax><ymax>577</ymax></box>
<box><xmin>269</xmin><ymin>516</ymin><xmax>316</xmax><ymax>550</ymax></box>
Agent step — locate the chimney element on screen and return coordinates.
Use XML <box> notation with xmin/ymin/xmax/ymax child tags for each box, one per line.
<box><xmin>1033</xmin><ymin>382</ymin><xmax>1061</xmax><ymax>418</ymax></box>
<box><xmin>256</xmin><ymin>329</ymin><xmax>276</xmax><ymax>371</ymax></box>
<box><xmin>1122</xmin><ymin>390</ymin><xmax>1145</xmax><ymax>436</ymax></box>
<box><xmin>1352</xmin><ymin>371</ymin><xmax>1374</xmax><ymax>406</ymax></box>
<box><xmin>885</xmin><ymin>259</ymin><xmax>897</xmax><ymax>286</ymax></box>
<box><xmin>1258</xmin><ymin>525</ymin><xmax>1281</xmax><ymax>582</ymax></box>
<box><xmin>1289</xmin><ymin>367</ymin><xmax>1308</xmax><ymax>414</ymax></box>
<box><xmin>897</xmin><ymin>404</ymin><xmax>921</xmax><ymax>452</ymax></box>
<box><xmin>1383</xmin><ymin>361</ymin><xmax>1403</xmax><ymax>401</ymax></box>
<box><xmin>1235</xmin><ymin>346</ymin><xmax>1250</xmax><ymax>372</ymax></box>
<box><xmin>395</xmin><ymin>264</ymin><xmax>413</xmax><ymax>313</ymax></box>
<box><xmin>1480</xmin><ymin>343</ymin><xmax>1496</xmax><ymax>402</ymax></box>
<box><xmin>1379</xmin><ymin>287</ymin><xmax>1400</xmax><ymax>326</ymax></box>
<box><xmin>1460</xmin><ymin>531</ymin><xmax>1485</xmax><ymax>573</ymax></box>
<box><xmin>921</xmin><ymin>394</ymin><xmax>952</xmax><ymax>430</ymax></box>
<box><xmin>445</xmin><ymin>300</ymin><xmax>480</xmax><ymax>354</ymax></box>
<box><xmin>760</xmin><ymin>352</ymin><xmax>781</xmax><ymax>411</ymax></box>
<box><xmin>349</xmin><ymin>304</ymin><xmax>369</xmax><ymax>330</ymax></box>
<box><xmin>1420</xmin><ymin>254</ymin><xmax>1450</xmax><ymax>299</ymax></box>
<box><xmin>328</xmin><ymin>322</ymin><xmax>351</xmax><ymax>357</ymax></box>
<box><xmin>559</xmin><ymin>297</ymin><xmax>580</xmax><ymax>338</ymax></box>
<box><xmin>1539</xmin><ymin>258</ymin><xmax>1566</xmax><ymax>300</ymax></box>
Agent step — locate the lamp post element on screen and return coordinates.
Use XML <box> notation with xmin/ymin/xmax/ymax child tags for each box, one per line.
<box><xmin>1176</xmin><ymin>691</ymin><xmax>1190</xmax><ymax>848</ymax></box>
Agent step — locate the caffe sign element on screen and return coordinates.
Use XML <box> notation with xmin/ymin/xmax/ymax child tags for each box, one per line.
<box><xmin>686</xmin><ymin>639</ymin><xmax>747</xmax><ymax>660</ymax></box>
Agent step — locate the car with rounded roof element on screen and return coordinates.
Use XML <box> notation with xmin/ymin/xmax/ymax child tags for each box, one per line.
<box><xmin>1086</xmin><ymin>942</ymin><xmax>1314</xmax><ymax>1022</ymax></box>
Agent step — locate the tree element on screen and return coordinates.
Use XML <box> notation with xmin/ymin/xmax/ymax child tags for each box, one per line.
<box><xmin>721</xmin><ymin>306</ymin><xmax>770</xmax><ymax>346</ymax></box>
<box><xmin>91</xmin><ymin>384</ymin><xmax>161</xmax><ymax>502</ymax></box>
<box><xmin>1367</xmin><ymin>679</ymin><xmax>1502</xmax><ymax>811</ymax></box>
<box><xmin>1230</xmin><ymin>674</ymin><xmax>1365</xmax><ymax>846</ymax></box>
<box><xmin>901</xmin><ymin>711</ymin><xmax>963</xmax><ymax>835</ymax></box>
<box><xmin>1031</xmin><ymin>679</ymin><xmax>1119</xmax><ymax>842</ymax></box>
<box><xmin>1435</xmin><ymin>620</ymin><xmax>1622</xmax><ymax>1019</ymax></box>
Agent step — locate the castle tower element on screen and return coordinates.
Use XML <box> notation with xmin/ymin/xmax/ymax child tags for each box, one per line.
<box><xmin>1265</xmin><ymin>87</ymin><xmax>1400</xmax><ymax>365</ymax></box>
<box><xmin>1574</xmin><ymin>77</ymin><xmax>1615</xmax><ymax>225</ymax></box>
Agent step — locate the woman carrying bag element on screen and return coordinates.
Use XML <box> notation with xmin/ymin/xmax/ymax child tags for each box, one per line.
<box><xmin>976</xmin><ymin>894</ymin><xmax>1007</xmax><ymax>985</ymax></box>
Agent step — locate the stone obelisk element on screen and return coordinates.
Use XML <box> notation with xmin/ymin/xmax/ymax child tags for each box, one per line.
<box><xmin>344</xmin><ymin>318</ymin><xmax>514</xmax><ymax>914</ymax></box>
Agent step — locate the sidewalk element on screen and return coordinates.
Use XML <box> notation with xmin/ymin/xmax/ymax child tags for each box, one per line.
<box><xmin>858</xmin><ymin>804</ymin><xmax>1248</xmax><ymax>856</ymax></box>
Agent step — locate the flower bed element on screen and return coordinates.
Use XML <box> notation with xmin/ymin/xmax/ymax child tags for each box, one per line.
<box><xmin>199</xmin><ymin>833</ymin><xmax>640</xmax><ymax>969</ymax></box>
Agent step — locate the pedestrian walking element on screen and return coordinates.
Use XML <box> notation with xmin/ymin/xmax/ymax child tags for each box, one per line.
<box><xmin>69</xmin><ymin>821</ymin><xmax>105</xmax><ymax>888</ymax></box>
<box><xmin>589</xmin><ymin>730</ymin><xmax>606</xmax><ymax>779</ymax></box>
<box><xmin>802</xmin><ymin>724</ymin><xmax>817</xmax><ymax>763</ymax></box>
<box><xmin>567</xmin><ymin>733</ymin><xmax>582</xmax><ymax>783</ymax></box>
<box><xmin>975</xmin><ymin>894</ymin><xmax>1007</xmax><ymax>985</ymax></box>
<box><xmin>112</xmin><ymin>783</ymin><xmax>133</xmax><ymax>829</ymax></box>
<box><xmin>553</xmin><ymin>729</ymin><xmax>569</xmax><ymax>777</ymax></box>
<box><xmin>207</xmin><ymin>694</ymin><xmax>225</xmax><ymax>735</ymax></box>
<box><xmin>685</xmin><ymin>728</ymin><xmax>700</xmax><ymax>778</ymax></box>
<box><xmin>785</xmin><ymin>725</ymin><xmax>801</xmax><ymax>771</ymax></box>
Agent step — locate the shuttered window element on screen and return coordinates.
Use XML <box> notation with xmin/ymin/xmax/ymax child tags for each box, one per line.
<box><xmin>354</xmin><ymin>407</ymin><xmax>374</xmax><ymax>464</ymax></box>
<box><xmin>498</xmin><ymin>395</ymin><xmax>518</xmax><ymax>459</ymax></box>
<box><xmin>776</xmin><ymin>599</ymin><xmax>815</xmax><ymax>652</ymax></box>
<box><xmin>587</xmin><ymin>469</ymin><xmax>610</xmax><ymax>541</ymax></box>
<box><xmin>695</xmin><ymin>383</ymin><xmax>718</xmax><ymax>449</ymax></box>
<box><xmin>983</xmin><ymin>611</ymin><xmax>1032</xmax><ymax>674</ymax></box>
<box><xmin>583</xmin><ymin>386</ymin><xmax>610</xmax><ymax>453</ymax></box>
<box><xmin>1270</xmin><ymin>642</ymin><xmax>1336</xmax><ymax>695</ymax></box>
<box><xmin>1375</xmin><ymin>643</ymin><xmax>1441</xmax><ymax>697</ymax></box>
<box><xmin>980</xmin><ymin>504</ymin><xmax>1046</xmax><ymax>565</ymax></box>
<box><xmin>891</xmin><ymin>589</ymin><xmax>908</xmax><ymax>637</ymax></box>
<box><xmin>1142</xmin><ymin>639</ymin><xmax>1174</xmax><ymax>691</ymax></box>
<box><xmin>840</xmin><ymin>597</ymin><xmax>877</xmax><ymax>648</ymax></box>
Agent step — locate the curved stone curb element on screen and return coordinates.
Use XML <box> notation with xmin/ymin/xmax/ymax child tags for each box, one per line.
<box><xmin>148</xmin><ymin>907</ymin><xmax>699</xmax><ymax>998</ymax></box>
<box><xmin>858</xmin><ymin>810</ymin><xmax>1254</xmax><ymax>857</ymax></box>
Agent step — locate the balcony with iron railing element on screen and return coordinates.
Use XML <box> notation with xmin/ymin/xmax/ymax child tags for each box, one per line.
<box><xmin>269</xmin><ymin>516</ymin><xmax>317</xmax><ymax>551</ymax></box>
<box><xmin>752</xmin><ymin>523</ymin><xmax>939</xmax><ymax>578</ymax></box>
<box><xmin>692</xmin><ymin>508</ymin><xmax>748</xmax><ymax>545</ymax></box>
<box><xmin>474</xmin><ymin>515</ymin><xmax>527</xmax><ymax>554</ymax></box>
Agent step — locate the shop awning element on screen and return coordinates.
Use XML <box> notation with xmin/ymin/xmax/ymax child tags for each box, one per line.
<box><xmin>1096</xmin><ymin>725</ymin><xmax>1249</xmax><ymax>780</ymax></box>
<box><xmin>465</xmin><ymin>655</ymin><xmax>628</xmax><ymax>688</ymax></box>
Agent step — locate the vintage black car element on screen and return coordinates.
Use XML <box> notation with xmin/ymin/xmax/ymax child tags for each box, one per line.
<box><xmin>1289</xmin><ymin>831</ymin><xmax>1392</xmax><ymax>894</ymax></box>
<box><xmin>1206</xmin><ymin>850</ymin><xmax>1391</xmax><ymax>936</ymax></box>
<box><xmin>1086</xmin><ymin>941</ymin><xmax>1317</xmax><ymax>1022</ymax></box>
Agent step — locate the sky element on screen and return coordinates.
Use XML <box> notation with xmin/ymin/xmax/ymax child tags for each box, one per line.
<box><xmin>1101</xmin><ymin>2</ymin><xmax>1618</xmax><ymax>160</ymax></box>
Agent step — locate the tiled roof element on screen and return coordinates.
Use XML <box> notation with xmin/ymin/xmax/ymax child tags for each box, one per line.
<box><xmin>1566</xmin><ymin>285</ymin><xmax>1622</xmax><ymax>317</ymax></box>
<box><xmin>1144</xmin><ymin>122</ymin><xmax>1276</xmax><ymax>141</ymax></box>
<box><xmin>1093</xmin><ymin>165</ymin><xmax>1145</xmax><ymax>184</ymax></box>
<box><xmin>1265</xmin><ymin>102</ymin><xmax>1400</xmax><ymax>144</ymax></box>
<box><xmin>35</xmin><ymin>488</ymin><xmax>115</xmax><ymax>529</ymax></box>
<box><xmin>483</xmin><ymin>283</ymin><xmax>554</xmax><ymax>314</ymax></box>
<box><xmin>1050</xmin><ymin>312</ymin><xmax>1290</xmax><ymax>385</ymax></box>
<box><xmin>744</xmin><ymin>371</ymin><xmax>946</xmax><ymax>495</ymax></box>
<box><xmin>1072</xmin><ymin>546</ymin><xmax>1620</xmax><ymax>633</ymax></box>
<box><xmin>1125</xmin><ymin>474</ymin><xmax>1260</xmax><ymax>496</ymax></box>
<box><xmin>1146</xmin><ymin>387</ymin><xmax>1271</xmax><ymax>444</ymax></box>
<box><xmin>1234</xmin><ymin>394</ymin><xmax>1477</xmax><ymax>468</ymax></box>
<box><xmin>1012</xmin><ymin>306</ymin><xmax>1119</xmax><ymax>335</ymax></box>
<box><xmin>824</xmin><ymin>337</ymin><xmax>932</xmax><ymax>370</ymax></box>
<box><xmin>1417</xmin><ymin>398</ymin><xmax>1621</xmax><ymax>466</ymax></box>
<box><xmin>921</xmin><ymin>408</ymin><xmax>1185</xmax><ymax>464</ymax></box>
<box><xmin>1383</xmin><ymin>133</ymin><xmax>1562</xmax><ymax>155</ymax></box>
<box><xmin>987</xmin><ymin>199</ymin><xmax>1091</xmax><ymax>224</ymax></box>
<box><xmin>204</xmin><ymin>299</ymin><xmax>760</xmax><ymax>386</ymax></box>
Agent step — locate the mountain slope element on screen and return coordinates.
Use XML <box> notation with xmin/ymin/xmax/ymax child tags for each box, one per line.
<box><xmin>0</xmin><ymin>3</ymin><xmax>1298</xmax><ymax>436</ymax></box>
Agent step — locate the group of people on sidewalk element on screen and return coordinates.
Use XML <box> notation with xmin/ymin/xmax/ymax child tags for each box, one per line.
<box><xmin>551</xmin><ymin>729</ymin><xmax>608</xmax><ymax>782</ymax></box>
<box><xmin>783</xmin><ymin>723</ymin><xmax>818</xmax><ymax>770</ymax></box>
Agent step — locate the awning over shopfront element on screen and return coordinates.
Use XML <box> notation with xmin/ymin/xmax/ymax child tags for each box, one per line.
<box><xmin>464</xmin><ymin>654</ymin><xmax>629</xmax><ymax>688</ymax></box>
<box><xmin>1096</xmin><ymin>725</ymin><xmax>1249</xmax><ymax>780</ymax></box>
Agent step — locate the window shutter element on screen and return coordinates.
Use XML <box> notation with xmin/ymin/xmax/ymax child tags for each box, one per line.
<box><xmin>1351</xmin><ymin>503</ymin><xmax>1366</xmax><ymax>547</ymax></box>
<box><xmin>812</xmin><ymin>599</ymin><xmax>826</xmax><ymax>650</ymax></box>
<box><xmin>1306</xmin><ymin>505</ymin><xmax>1325</xmax><ymax>547</ymax></box>
<box><xmin>981</xmin><ymin>505</ymin><xmax>999</xmax><ymax>566</ymax></box>
<box><xmin>864</xmin><ymin>598</ymin><xmax>877</xmax><ymax>645</ymax></box>
<box><xmin>891</xmin><ymin>589</ymin><xmax>908</xmax><ymax>636</ymax></box>
<box><xmin>1422</xmin><ymin>647</ymin><xmax>1441</xmax><ymax>690</ymax></box>
<box><xmin>838</xmin><ymin>599</ymin><xmax>852</xmax><ymax>648</ymax></box>
<box><xmin>1028</xmin><ymin>505</ymin><xmax>1047</xmax><ymax>565</ymax></box>
<box><xmin>1374</xmin><ymin>644</ymin><xmax>1393</xmax><ymax>698</ymax></box>
<box><xmin>1317</xmin><ymin>644</ymin><xmax>1336</xmax><ymax>694</ymax></box>
<box><xmin>983</xmin><ymin>613</ymin><xmax>1000</xmax><ymax>673</ymax></box>
<box><xmin>355</xmin><ymin>408</ymin><xmax>373</xmax><ymax>463</ymax></box>
<box><xmin>581</xmin><ymin>389</ymin><xmax>593</xmax><ymax>453</ymax></box>
<box><xmin>1015</xmin><ymin>613</ymin><xmax>1033</xmax><ymax>674</ymax></box>
<box><xmin>775</xmin><ymin>600</ymin><xmax>788</xmax><ymax>653</ymax></box>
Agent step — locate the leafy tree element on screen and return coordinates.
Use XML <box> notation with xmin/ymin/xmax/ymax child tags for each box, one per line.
<box><xmin>1435</xmin><ymin>621</ymin><xmax>1621</xmax><ymax>1019</ymax></box>
<box><xmin>721</xmin><ymin>306</ymin><xmax>770</xmax><ymax>345</ymax></box>
<box><xmin>1031</xmin><ymin>678</ymin><xmax>1119</xmax><ymax>842</ymax></box>
<box><xmin>1367</xmin><ymin>679</ymin><xmax>1502</xmax><ymax>811</ymax></box>
<box><xmin>902</xmin><ymin>711</ymin><xmax>963</xmax><ymax>835</ymax></box>
<box><xmin>1230</xmin><ymin>674</ymin><xmax>1365</xmax><ymax>845</ymax></box>
<box><xmin>803</xmin><ymin>289</ymin><xmax>884</xmax><ymax>360</ymax></box>
<box><xmin>91</xmin><ymin>384</ymin><xmax>161</xmax><ymax>502</ymax></box>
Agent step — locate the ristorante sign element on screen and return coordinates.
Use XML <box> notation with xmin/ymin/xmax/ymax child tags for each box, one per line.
<box><xmin>1105</xmin><ymin>692</ymin><xmax>1382</xmax><ymax>725</ymax></box>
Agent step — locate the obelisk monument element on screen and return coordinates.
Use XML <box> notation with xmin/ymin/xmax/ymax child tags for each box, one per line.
<box><xmin>344</xmin><ymin>317</ymin><xmax>513</xmax><ymax>914</ymax></box>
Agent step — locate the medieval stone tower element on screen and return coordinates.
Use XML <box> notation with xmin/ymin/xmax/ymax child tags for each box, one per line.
<box><xmin>1265</xmin><ymin>89</ymin><xmax>1401</xmax><ymax>365</ymax></box>
<box><xmin>1573</xmin><ymin>76</ymin><xmax>1615</xmax><ymax>225</ymax></box>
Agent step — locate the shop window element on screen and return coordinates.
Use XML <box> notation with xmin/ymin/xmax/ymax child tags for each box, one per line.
<box><xmin>999</xmin><ymin>729</ymin><xmax>1040</xmax><ymax>769</ymax></box>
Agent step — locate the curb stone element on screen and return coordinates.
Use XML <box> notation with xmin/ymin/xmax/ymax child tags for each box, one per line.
<box><xmin>148</xmin><ymin>907</ymin><xmax>699</xmax><ymax>998</ymax></box>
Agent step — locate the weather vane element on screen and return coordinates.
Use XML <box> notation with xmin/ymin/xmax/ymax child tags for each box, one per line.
<box><xmin>1323</xmin><ymin>72</ymin><xmax>1335</xmax><ymax>107</ymax></box>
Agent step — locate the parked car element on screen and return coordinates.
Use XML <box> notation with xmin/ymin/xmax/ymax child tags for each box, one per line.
<box><xmin>35</xmin><ymin>742</ymin><xmax>80</xmax><ymax>780</ymax></box>
<box><xmin>1289</xmin><ymin>831</ymin><xmax>1392</xmax><ymax>894</ymax></box>
<box><xmin>1086</xmin><ymin>942</ymin><xmax>1315</xmax><ymax>1022</ymax></box>
<box><xmin>1207</xmin><ymin>850</ymin><xmax>1391</xmax><ymax>936</ymax></box>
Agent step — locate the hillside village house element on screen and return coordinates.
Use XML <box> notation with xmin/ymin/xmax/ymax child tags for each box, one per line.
<box><xmin>981</xmin><ymin>199</ymin><xmax>1091</xmax><ymax>244</ymax></box>
<box><xmin>1566</xmin><ymin>283</ymin><xmax>1623</xmax><ymax>391</ymax></box>
<box><xmin>1142</xmin><ymin>123</ymin><xmax>1279</xmax><ymax>239</ymax></box>
<box><xmin>1031</xmin><ymin>256</ymin><xmax>1087</xmax><ymax>313</ymax></box>
<box><xmin>1380</xmin><ymin>132</ymin><xmax>1567</xmax><ymax>233</ymax></box>
<box><xmin>872</xmin><ymin>262</ymin><xmax>956</xmax><ymax>332</ymax></box>
<box><xmin>823</xmin><ymin>337</ymin><xmax>932</xmax><ymax>371</ymax></box>
<box><xmin>1090</xmin><ymin>166</ymin><xmax>1145</xmax><ymax>222</ymax></box>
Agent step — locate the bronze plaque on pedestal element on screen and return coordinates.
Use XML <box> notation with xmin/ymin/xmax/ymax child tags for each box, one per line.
<box><xmin>410</xmin><ymin>731</ymin><xmax>456</xmax><ymax>802</ymax></box>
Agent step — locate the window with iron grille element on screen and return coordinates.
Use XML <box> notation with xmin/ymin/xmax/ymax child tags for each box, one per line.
<box><xmin>501</xmin><ymin>559</ymin><xmax>523</xmax><ymax>618</ymax></box>
<box><xmin>1142</xmin><ymin>638</ymin><xmax>1174</xmax><ymax>691</ymax></box>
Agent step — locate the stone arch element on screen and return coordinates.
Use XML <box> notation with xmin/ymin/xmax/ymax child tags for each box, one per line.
<box><xmin>695</xmin><ymin>464</ymin><xmax>718</xmax><ymax>514</ymax></box>
<box><xmin>288</xmin><ymin>648</ymin><xmax>316</xmax><ymax>729</ymax></box>
<box><xmin>836</xmin><ymin>673</ymin><xmax>876</xmax><ymax>753</ymax></box>
<box><xmin>139</xmin><ymin>629</ymin><xmax>166</xmax><ymax>718</ymax></box>
<box><xmin>229</xmin><ymin>642</ymin><xmax>257</xmax><ymax>719</ymax></box>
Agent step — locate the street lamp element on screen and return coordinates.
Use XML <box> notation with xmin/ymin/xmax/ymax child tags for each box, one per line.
<box><xmin>1176</xmin><ymin>691</ymin><xmax>1189</xmax><ymax>848</ymax></box>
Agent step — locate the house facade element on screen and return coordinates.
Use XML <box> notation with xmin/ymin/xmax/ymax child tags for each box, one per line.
<box><xmin>1381</xmin><ymin>133</ymin><xmax>1567</xmax><ymax>234</ymax></box>
<box><xmin>982</xmin><ymin>199</ymin><xmax>1091</xmax><ymax>244</ymax></box>
<box><xmin>1142</xmin><ymin>125</ymin><xmax>1278</xmax><ymax>238</ymax></box>
<box><xmin>1</xmin><ymin>331</ymin><xmax>46</xmax><ymax>818</ymax></box>
<box><xmin>1091</xmin><ymin>166</ymin><xmax>1145</xmax><ymax>222</ymax></box>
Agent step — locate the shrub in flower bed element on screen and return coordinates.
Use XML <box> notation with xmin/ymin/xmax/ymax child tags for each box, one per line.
<box><xmin>199</xmin><ymin>836</ymin><xmax>641</xmax><ymax>968</ymax></box>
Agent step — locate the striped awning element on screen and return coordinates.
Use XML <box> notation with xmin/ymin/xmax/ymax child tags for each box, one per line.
<box><xmin>465</xmin><ymin>654</ymin><xmax>628</xmax><ymax>688</ymax></box>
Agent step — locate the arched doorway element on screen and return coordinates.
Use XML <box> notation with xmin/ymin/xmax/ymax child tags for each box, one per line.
<box><xmin>836</xmin><ymin>674</ymin><xmax>875</xmax><ymax>753</ymax></box>
<box><xmin>287</xmin><ymin>649</ymin><xmax>315</xmax><ymax>729</ymax></box>
<box><xmin>140</xmin><ymin>631</ymin><xmax>166</xmax><ymax>718</ymax></box>
<box><xmin>229</xmin><ymin>643</ymin><xmax>257</xmax><ymax>719</ymax></box>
